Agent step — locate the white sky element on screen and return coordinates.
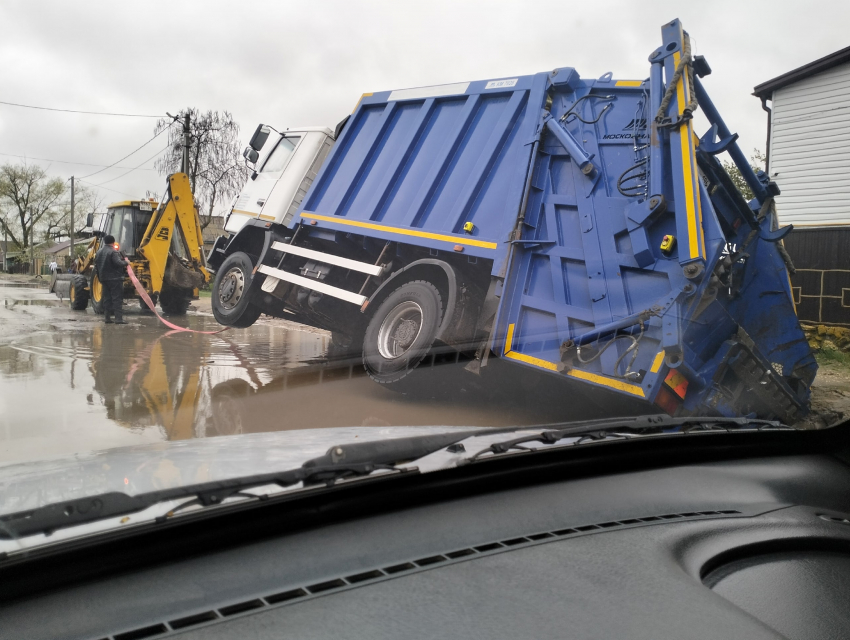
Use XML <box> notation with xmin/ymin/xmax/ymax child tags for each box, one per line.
<box><xmin>0</xmin><ymin>0</ymin><xmax>847</xmax><ymax>211</ymax></box>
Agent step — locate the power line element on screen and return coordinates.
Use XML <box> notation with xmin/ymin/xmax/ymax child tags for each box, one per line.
<box><xmin>92</xmin><ymin>145</ymin><xmax>169</xmax><ymax>186</ymax></box>
<box><xmin>76</xmin><ymin>179</ymin><xmax>136</xmax><ymax>198</ymax></box>
<box><xmin>78</xmin><ymin>122</ymin><xmax>175</xmax><ymax>181</ymax></box>
<box><xmin>0</xmin><ymin>151</ymin><xmax>158</xmax><ymax>170</ymax></box>
<box><xmin>0</xmin><ymin>99</ymin><xmax>163</xmax><ymax>118</ymax></box>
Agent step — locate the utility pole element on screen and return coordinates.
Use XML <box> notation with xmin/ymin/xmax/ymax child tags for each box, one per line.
<box><xmin>70</xmin><ymin>176</ymin><xmax>75</xmax><ymax>267</ymax></box>
<box><xmin>182</xmin><ymin>112</ymin><xmax>191</xmax><ymax>175</ymax></box>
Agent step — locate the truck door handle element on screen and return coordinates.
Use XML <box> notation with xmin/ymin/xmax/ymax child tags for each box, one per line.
<box><xmin>257</xmin><ymin>199</ymin><xmax>266</xmax><ymax>206</ymax></box>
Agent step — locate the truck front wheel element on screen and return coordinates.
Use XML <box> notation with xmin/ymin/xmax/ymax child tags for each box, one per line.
<box><xmin>363</xmin><ymin>280</ymin><xmax>443</xmax><ymax>384</ymax></box>
<box><xmin>212</xmin><ymin>251</ymin><xmax>262</xmax><ymax>328</ymax></box>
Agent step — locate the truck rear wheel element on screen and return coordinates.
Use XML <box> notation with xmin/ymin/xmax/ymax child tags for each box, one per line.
<box><xmin>212</xmin><ymin>251</ymin><xmax>263</xmax><ymax>328</ymax></box>
<box><xmin>363</xmin><ymin>280</ymin><xmax>443</xmax><ymax>384</ymax></box>
<box><xmin>69</xmin><ymin>275</ymin><xmax>89</xmax><ymax>310</ymax></box>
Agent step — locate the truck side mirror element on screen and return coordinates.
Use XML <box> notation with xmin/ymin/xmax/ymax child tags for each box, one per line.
<box><xmin>248</xmin><ymin>124</ymin><xmax>271</xmax><ymax>152</ymax></box>
<box><xmin>85</xmin><ymin>213</ymin><xmax>94</xmax><ymax>228</ymax></box>
<box><xmin>243</xmin><ymin>147</ymin><xmax>260</xmax><ymax>164</ymax></box>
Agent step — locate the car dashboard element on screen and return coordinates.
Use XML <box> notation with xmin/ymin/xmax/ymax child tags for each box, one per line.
<box><xmin>2</xmin><ymin>429</ymin><xmax>850</xmax><ymax>640</ymax></box>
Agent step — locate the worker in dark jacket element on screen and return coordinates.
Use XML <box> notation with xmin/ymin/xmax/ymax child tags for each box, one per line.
<box><xmin>93</xmin><ymin>234</ymin><xmax>129</xmax><ymax>324</ymax></box>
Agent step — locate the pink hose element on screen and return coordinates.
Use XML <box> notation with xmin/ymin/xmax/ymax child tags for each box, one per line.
<box><xmin>127</xmin><ymin>265</ymin><xmax>228</xmax><ymax>335</ymax></box>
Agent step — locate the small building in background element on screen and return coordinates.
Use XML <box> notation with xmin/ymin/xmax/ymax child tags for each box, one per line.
<box><xmin>754</xmin><ymin>45</ymin><xmax>850</xmax><ymax>326</ymax></box>
<box><xmin>202</xmin><ymin>216</ymin><xmax>225</xmax><ymax>251</ymax></box>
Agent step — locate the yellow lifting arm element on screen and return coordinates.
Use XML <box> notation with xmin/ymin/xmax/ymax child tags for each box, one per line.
<box><xmin>136</xmin><ymin>173</ymin><xmax>210</xmax><ymax>295</ymax></box>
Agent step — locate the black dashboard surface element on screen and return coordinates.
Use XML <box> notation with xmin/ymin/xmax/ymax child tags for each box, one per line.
<box><xmin>3</xmin><ymin>452</ymin><xmax>850</xmax><ymax>639</ymax></box>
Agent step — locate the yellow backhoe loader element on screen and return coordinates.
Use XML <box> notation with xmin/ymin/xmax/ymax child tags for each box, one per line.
<box><xmin>66</xmin><ymin>172</ymin><xmax>210</xmax><ymax>315</ymax></box>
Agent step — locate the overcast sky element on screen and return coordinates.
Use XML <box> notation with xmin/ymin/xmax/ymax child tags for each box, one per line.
<box><xmin>1</xmin><ymin>0</ymin><xmax>847</xmax><ymax>212</ymax></box>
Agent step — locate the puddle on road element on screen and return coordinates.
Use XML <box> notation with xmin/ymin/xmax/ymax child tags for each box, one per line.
<box><xmin>0</xmin><ymin>296</ymin><xmax>636</xmax><ymax>465</ymax></box>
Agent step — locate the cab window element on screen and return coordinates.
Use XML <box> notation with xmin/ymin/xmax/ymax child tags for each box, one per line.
<box><xmin>260</xmin><ymin>136</ymin><xmax>300</xmax><ymax>173</ymax></box>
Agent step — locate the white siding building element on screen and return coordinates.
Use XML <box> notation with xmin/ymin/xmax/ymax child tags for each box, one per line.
<box><xmin>754</xmin><ymin>46</ymin><xmax>850</xmax><ymax>325</ymax></box>
<box><xmin>755</xmin><ymin>47</ymin><xmax>850</xmax><ymax>227</ymax></box>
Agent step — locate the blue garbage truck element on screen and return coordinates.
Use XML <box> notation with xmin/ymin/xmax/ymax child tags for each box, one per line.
<box><xmin>207</xmin><ymin>18</ymin><xmax>815</xmax><ymax>424</ymax></box>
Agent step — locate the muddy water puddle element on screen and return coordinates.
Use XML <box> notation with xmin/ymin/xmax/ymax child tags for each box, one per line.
<box><xmin>0</xmin><ymin>292</ymin><xmax>627</xmax><ymax>465</ymax></box>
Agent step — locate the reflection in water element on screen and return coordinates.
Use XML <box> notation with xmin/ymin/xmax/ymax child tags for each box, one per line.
<box><xmin>0</xmin><ymin>312</ymin><xmax>639</xmax><ymax>465</ymax></box>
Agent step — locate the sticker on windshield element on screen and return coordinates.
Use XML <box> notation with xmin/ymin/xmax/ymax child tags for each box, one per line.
<box><xmin>485</xmin><ymin>78</ymin><xmax>518</xmax><ymax>90</ymax></box>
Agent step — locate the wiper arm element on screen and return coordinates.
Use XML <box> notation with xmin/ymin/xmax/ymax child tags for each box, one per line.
<box><xmin>470</xmin><ymin>416</ymin><xmax>791</xmax><ymax>461</ymax></box>
<box><xmin>0</xmin><ymin>430</ymin><xmax>481</xmax><ymax>540</ymax></box>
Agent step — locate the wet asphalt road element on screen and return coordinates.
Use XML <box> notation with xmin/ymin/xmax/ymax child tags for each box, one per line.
<box><xmin>0</xmin><ymin>282</ymin><xmax>643</xmax><ymax>467</ymax></box>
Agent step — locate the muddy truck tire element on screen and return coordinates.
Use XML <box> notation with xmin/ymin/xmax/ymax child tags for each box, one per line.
<box><xmin>363</xmin><ymin>280</ymin><xmax>443</xmax><ymax>385</ymax></box>
<box><xmin>69</xmin><ymin>275</ymin><xmax>89</xmax><ymax>311</ymax></box>
<box><xmin>212</xmin><ymin>251</ymin><xmax>263</xmax><ymax>328</ymax></box>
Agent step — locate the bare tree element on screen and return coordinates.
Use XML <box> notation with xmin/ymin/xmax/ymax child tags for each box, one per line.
<box><xmin>153</xmin><ymin>109</ymin><xmax>249</xmax><ymax>230</ymax></box>
<box><xmin>0</xmin><ymin>162</ymin><xmax>65</xmax><ymax>249</ymax></box>
<box><xmin>44</xmin><ymin>183</ymin><xmax>104</xmax><ymax>242</ymax></box>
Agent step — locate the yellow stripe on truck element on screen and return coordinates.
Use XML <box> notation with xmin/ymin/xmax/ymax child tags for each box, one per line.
<box><xmin>300</xmin><ymin>212</ymin><xmax>499</xmax><ymax>249</ymax></box>
<box><xmin>650</xmin><ymin>350</ymin><xmax>666</xmax><ymax>373</ymax></box>
<box><xmin>615</xmin><ymin>80</ymin><xmax>643</xmax><ymax>87</ymax></box>
<box><xmin>502</xmin><ymin>323</ymin><xmax>645</xmax><ymax>397</ymax></box>
<box><xmin>673</xmin><ymin>50</ymin><xmax>703</xmax><ymax>261</ymax></box>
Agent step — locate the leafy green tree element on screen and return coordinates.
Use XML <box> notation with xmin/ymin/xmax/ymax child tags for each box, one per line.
<box><xmin>721</xmin><ymin>149</ymin><xmax>766</xmax><ymax>201</ymax></box>
<box><xmin>0</xmin><ymin>162</ymin><xmax>65</xmax><ymax>249</ymax></box>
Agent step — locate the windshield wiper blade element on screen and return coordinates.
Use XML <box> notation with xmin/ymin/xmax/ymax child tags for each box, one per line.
<box><xmin>470</xmin><ymin>416</ymin><xmax>791</xmax><ymax>461</ymax></box>
<box><xmin>0</xmin><ymin>431</ymin><xmax>482</xmax><ymax>540</ymax></box>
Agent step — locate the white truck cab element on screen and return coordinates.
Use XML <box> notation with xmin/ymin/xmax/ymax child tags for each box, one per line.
<box><xmin>225</xmin><ymin>126</ymin><xmax>335</xmax><ymax>235</ymax></box>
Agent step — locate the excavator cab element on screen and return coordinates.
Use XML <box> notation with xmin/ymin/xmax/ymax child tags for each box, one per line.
<box><xmin>65</xmin><ymin>173</ymin><xmax>210</xmax><ymax>316</ymax></box>
<box><xmin>98</xmin><ymin>200</ymin><xmax>158</xmax><ymax>257</ymax></box>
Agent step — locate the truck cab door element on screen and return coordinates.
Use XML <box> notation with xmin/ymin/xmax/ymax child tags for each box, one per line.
<box><xmin>225</xmin><ymin>135</ymin><xmax>301</xmax><ymax>234</ymax></box>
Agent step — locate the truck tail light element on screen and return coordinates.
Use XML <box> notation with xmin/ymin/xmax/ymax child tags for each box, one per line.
<box><xmin>654</xmin><ymin>386</ymin><xmax>681</xmax><ymax>415</ymax></box>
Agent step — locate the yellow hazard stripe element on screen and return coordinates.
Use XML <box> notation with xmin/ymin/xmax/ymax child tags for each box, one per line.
<box><xmin>352</xmin><ymin>92</ymin><xmax>373</xmax><ymax>113</ymax></box>
<box><xmin>231</xmin><ymin>209</ymin><xmax>256</xmax><ymax>216</ymax></box>
<box><xmin>650</xmin><ymin>350</ymin><xmax>666</xmax><ymax>373</ymax></box>
<box><xmin>503</xmin><ymin>324</ymin><xmax>645</xmax><ymax>397</ymax></box>
<box><xmin>300</xmin><ymin>212</ymin><xmax>499</xmax><ymax>249</ymax></box>
<box><xmin>673</xmin><ymin>51</ymin><xmax>703</xmax><ymax>261</ymax></box>
<box><xmin>615</xmin><ymin>80</ymin><xmax>643</xmax><ymax>87</ymax></box>
<box><xmin>564</xmin><ymin>368</ymin><xmax>646</xmax><ymax>397</ymax></box>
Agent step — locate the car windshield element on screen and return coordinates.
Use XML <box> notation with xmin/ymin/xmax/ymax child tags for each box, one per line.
<box><xmin>0</xmin><ymin>5</ymin><xmax>848</xmax><ymax>552</ymax></box>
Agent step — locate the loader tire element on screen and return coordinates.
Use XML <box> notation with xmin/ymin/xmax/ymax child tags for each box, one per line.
<box><xmin>138</xmin><ymin>293</ymin><xmax>158</xmax><ymax>314</ymax></box>
<box><xmin>160</xmin><ymin>286</ymin><xmax>191</xmax><ymax>316</ymax></box>
<box><xmin>212</xmin><ymin>252</ymin><xmax>262</xmax><ymax>328</ymax></box>
<box><xmin>363</xmin><ymin>280</ymin><xmax>443</xmax><ymax>384</ymax></box>
<box><xmin>69</xmin><ymin>275</ymin><xmax>89</xmax><ymax>311</ymax></box>
<box><xmin>89</xmin><ymin>273</ymin><xmax>104</xmax><ymax>314</ymax></box>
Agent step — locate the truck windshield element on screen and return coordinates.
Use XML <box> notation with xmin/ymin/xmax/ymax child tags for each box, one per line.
<box><xmin>260</xmin><ymin>136</ymin><xmax>300</xmax><ymax>173</ymax></box>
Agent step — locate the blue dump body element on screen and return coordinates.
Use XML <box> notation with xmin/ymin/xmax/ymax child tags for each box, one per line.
<box><xmin>216</xmin><ymin>19</ymin><xmax>815</xmax><ymax>423</ymax></box>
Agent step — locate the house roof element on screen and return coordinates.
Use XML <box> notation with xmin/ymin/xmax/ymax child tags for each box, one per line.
<box><xmin>754</xmin><ymin>44</ymin><xmax>850</xmax><ymax>99</ymax></box>
<box><xmin>43</xmin><ymin>239</ymin><xmax>73</xmax><ymax>255</ymax></box>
